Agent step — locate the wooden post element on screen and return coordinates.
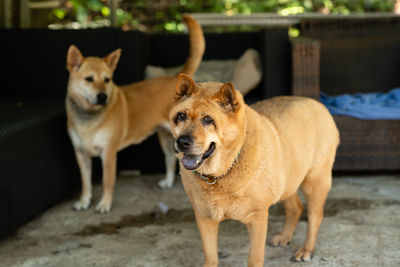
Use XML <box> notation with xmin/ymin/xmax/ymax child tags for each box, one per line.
<box><xmin>3</xmin><ymin>0</ymin><xmax>13</xmax><ymax>28</ymax></box>
<box><xmin>108</xmin><ymin>0</ymin><xmax>118</xmax><ymax>27</ymax></box>
<box><xmin>20</xmin><ymin>0</ymin><xmax>30</xmax><ymax>28</ymax></box>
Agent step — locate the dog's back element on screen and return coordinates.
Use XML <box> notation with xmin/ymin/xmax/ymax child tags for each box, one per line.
<box><xmin>251</xmin><ymin>96</ymin><xmax>339</xmax><ymax>199</ymax></box>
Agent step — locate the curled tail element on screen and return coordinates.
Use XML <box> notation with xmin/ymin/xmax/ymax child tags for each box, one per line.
<box><xmin>180</xmin><ymin>15</ymin><xmax>205</xmax><ymax>76</ymax></box>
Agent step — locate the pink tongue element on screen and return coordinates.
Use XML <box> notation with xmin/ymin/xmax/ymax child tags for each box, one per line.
<box><xmin>181</xmin><ymin>154</ymin><xmax>202</xmax><ymax>170</ymax></box>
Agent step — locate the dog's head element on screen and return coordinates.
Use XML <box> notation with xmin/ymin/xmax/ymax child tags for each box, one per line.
<box><xmin>169</xmin><ymin>73</ymin><xmax>246</xmax><ymax>175</ymax></box>
<box><xmin>66</xmin><ymin>45</ymin><xmax>121</xmax><ymax>110</ymax></box>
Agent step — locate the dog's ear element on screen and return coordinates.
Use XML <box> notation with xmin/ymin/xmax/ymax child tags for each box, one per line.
<box><xmin>175</xmin><ymin>73</ymin><xmax>198</xmax><ymax>100</ymax></box>
<box><xmin>104</xmin><ymin>49</ymin><xmax>122</xmax><ymax>72</ymax></box>
<box><xmin>213</xmin><ymin>82</ymin><xmax>240</xmax><ymax>112</ymax></box>
<box><xmin>67</xmin><ymin>45</ymin><xmax>84</xmax><ymax>72</ymax></box>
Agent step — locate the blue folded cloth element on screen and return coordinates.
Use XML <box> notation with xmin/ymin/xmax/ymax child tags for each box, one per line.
<box><xmin>320</xmin><ymin>88</ymin><xmax>400</xmax><ymax>120</ymax></box>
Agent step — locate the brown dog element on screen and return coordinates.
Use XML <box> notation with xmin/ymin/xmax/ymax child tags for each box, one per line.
<box><xmin>66</xmin><ymin>16</ymin><xmax>204</xmax><ymax>213</ymax></box>
<box><xmin>169</xmin><ymin>74</ymin><xmax>339</xmax><ymax>266</ymax></box>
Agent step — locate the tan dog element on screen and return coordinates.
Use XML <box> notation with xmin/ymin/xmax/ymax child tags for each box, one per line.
<box><xmin>169</xmin><ymin>74</ymin><xmax>339</xmax><ymax>266</ymax></box>
<box><xmin>66</xmin><ymin>15</ymin><xmax>204</xmax><ymax>213</ymax></box>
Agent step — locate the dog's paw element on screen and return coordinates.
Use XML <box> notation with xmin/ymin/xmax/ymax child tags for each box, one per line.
<box><xmin>291</xmin><ymin>247</ymin><xmax>313</xmax><ymax>262</ymax></box>
<box><xmin>269</xmin><ymin>234</ymin><xmax>292</xmax><ymax>247</ymax></box>
<box><xmin>158</xmin><ymin>178</ymin><xmax>173</xmax><ymax>189</ymax></box>
<box><xmin>94</xmin><ymin>200</ymin><xmax>111</xmax><ymax>213</ymax></box>
<box><xmin>73</xmin><ymin>198</ymin><xmax>91</xmax><ymax>211</ymax></box>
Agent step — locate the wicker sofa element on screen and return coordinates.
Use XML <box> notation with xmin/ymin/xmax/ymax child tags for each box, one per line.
<box><xmin>291</xmin><ymin>16</ymin><xmax>400</xmax><ymax>171</ymax></box>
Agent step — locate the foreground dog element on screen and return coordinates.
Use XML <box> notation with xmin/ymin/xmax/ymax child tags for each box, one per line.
<box><xmin>169</xmin><ymin>74</ymin><xmax>339</xmax><ymax>266</ymax></box>
<box><xmin>66</xmin><ymin>15</ymin><xmax>204</xmax><ymax>213</ymax></box>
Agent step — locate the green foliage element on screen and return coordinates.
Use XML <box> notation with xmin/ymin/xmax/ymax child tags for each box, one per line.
<box><xmin>50</xmin><ymin>0</ymin><xmax>396</xmax><ymax>32</ymax></box>
<box><xmin>52</xmin><ymin>0</ymin><xmax>106</xmax><ymax>24</ymax></box>
<box><xmin>288</xmin><ymin>27</ymin><xmax>300</xmax><ymax>37</ymax></box>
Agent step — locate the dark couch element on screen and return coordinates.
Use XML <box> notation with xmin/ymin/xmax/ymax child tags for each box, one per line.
<box><xmin>292</xmin><ymin>16</ymin><xmax>400</xmax><ymax>171</ymax></box>
<box><xmin>0</xmin><ymin>27</ymin><xmax>292</xmax><ymax>238</ymax></box>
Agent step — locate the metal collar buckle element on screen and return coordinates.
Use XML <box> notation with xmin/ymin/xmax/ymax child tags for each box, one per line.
<box><xmin>196</xmin><ymin>172</ymin><xmax>219</xmax><ymax>185</ymax></box>
<box><xmin>193</xmin><ymin>151</ymin><xmax>240</xmax><ymax>185</ymax></box>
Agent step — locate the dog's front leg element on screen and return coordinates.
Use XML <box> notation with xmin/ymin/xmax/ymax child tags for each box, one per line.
<box><xmin>246</xmin><ymin>211</ymin><xmax>269</xmax><ymax>267</ymax></box>
<box><xmin>95</xmin><ymin>147</ymin><xmax>117</xmax><ymax>213</ymax></box>
<box><xmin>195</xmin><ymin>210</ymin><xmax>219</xmax><ymax>267</ymax></box>
<box><xmin>73</xmin><ymin>150</ymin><xmax>92</xmax><ymax>211</ymax></box>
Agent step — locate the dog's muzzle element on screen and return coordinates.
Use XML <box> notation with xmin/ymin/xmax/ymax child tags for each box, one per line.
<box><xmin>96</xmin><ymin>93</ymin><xmax>108</xmax><ymax>106</ymax></box>
<box><xmin>176</xmin><ymin>135</ymin><xmax>216</xmax><ymax>170</ymax></box>
<box><xmin>176</xmin><ymin>135</ymin><xmax>192</xmax><ymax>152</ymax></box>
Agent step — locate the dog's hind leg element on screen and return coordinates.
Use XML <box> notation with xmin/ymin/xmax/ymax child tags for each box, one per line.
<box><xmin>293</xmin><ymin>164</ymin><xmax>332</xmax><ymax>262</ymax></box>
<box><xmin>269</xmin><ymin>192</ymin><xmax>303</xmax><ymax>247</ymax></box>
<box><xmin>157</xmin><ymin>129</ymin><xmax>177</xmax><ymax>188</ymax></box>
<box><xmin>95</xmin><ymin>148</ymin><xmax>117</xmax><ymax>213</ymax></box>
<box><xmin>73</xmin><ymin>150</ymin><xmax>92</xmax><ymax>211</ymax></box>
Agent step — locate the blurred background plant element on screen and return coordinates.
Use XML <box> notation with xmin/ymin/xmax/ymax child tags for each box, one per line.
<box><xmin>44</xmin><ymin>0</ymin><xmax>396</xmax><ymax>31</ymax></box>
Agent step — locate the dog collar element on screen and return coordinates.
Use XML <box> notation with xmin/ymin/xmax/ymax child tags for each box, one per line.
<box><xmin>193</xmin><ymin>151</ymin><xmax>241</xmax><ymax>185</ymax></box>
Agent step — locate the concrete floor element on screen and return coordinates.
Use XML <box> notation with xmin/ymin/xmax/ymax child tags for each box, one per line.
<box><xmin>0</xmin><ymin>174</ymin><xmax>399</xmax><ymax>267</ymax></box>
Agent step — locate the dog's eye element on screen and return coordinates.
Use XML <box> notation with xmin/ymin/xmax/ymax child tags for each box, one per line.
<box><xmin>85</xmin><ymin>76</ymin><xmax>94</xmax><ymax>82</ymax></box>
<box><xmin>202</xmin><ymin>115</ymin><xmax>214</xmax><ymax>125</ymax></box>
<box><xmin>104</xmin><ymin>77</ymin><xmax>110</xmax><ymax>83</ymax></box>
<box><xmin>175</xmin><ymin>112</ymin><xmax>187</xmax><ymax>123</ymax></box>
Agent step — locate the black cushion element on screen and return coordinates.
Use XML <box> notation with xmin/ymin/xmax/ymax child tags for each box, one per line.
<box><xmin>0</xmin><ymin>29</ymin><xmax>116</xmax><ymax>97</ymax></box>
<box><xmin>0</xmin><ymin>98</ymin><xmax>79</xmax><ymax>237</ymax></box>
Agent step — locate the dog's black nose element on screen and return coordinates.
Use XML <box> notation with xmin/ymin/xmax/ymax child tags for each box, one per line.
<box><xmin>176</xmin><ymin>135</ymin><xmax>192</xmax><ymax>152</ymax></box>
<box><xmin>96</xmin><ymin>93</ymin><xmax>108</xmax><ymax>105</ymax></box>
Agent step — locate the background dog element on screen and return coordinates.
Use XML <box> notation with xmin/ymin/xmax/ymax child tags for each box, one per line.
<box><xmin>66</xmin><ymin>15</ymin><xmax>204</xmax><ymax>213</ymax></box>
<box><xmin>169</xmin><ymin>74</ymin><xmax>339</xmax><ymax>266</ymax></box>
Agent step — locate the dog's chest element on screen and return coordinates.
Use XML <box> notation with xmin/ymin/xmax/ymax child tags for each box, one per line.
<box><xmin>69</xmin><ymin>126</ymin><xmax>111</xmax><ymax>156</ymax></box>
<box><xmin>196</xmin><ymin>187</ymin><xmax>255</xmax><ymax>223</ymax></box>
